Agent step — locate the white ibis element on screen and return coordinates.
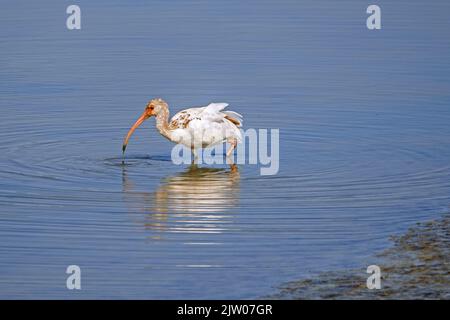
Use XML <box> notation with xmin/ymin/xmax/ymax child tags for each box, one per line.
<box><xmin>122</xmin><ymin>98</ymin><xmax>243</xmax><ymax>161</ymax></box>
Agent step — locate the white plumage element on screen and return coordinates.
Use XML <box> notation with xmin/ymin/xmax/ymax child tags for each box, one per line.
<box><xmin>122</xmin><ymin>99</ymin><xmax>243</xmax><ymax>160</ymax></box>
<box><xmin>169</xmin><ymin>103</ymin><xmax>243</xmax><ymax>148</ymax></box>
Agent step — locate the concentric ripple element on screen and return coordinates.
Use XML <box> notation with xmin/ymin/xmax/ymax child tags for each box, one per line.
<box><xmin>1</xmin><ymin>106</ymin><xmax>450</xmax><ymax>298</ymax></box>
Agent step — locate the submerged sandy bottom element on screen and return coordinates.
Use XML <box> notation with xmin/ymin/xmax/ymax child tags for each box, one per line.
<box><xmin>270</xmin><ymin>214</ymin><xmax>450</xmax><ymax>299</ymax></box>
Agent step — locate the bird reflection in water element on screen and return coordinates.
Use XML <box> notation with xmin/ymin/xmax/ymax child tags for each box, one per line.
<box><xmin>122</xmin><ymin>164</ymin><xmax>240</xmax><ymax>238</ymax></box>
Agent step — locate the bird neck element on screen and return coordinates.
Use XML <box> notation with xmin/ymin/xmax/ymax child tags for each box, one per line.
<box><xmin>155</xmin><ymin>108</ymin><xmax>172</xmax><ymax>140</ymax></box>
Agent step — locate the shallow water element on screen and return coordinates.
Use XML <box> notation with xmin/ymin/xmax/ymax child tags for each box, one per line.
<box><xmin>271</xmin><ymin>215</ymin><xmax>450</xmax><ymax>299</ymax></box>
<box><xmin>1</xmin><ymin>1</ymin><xmax>450</xmax><ymax>298</ymax></box>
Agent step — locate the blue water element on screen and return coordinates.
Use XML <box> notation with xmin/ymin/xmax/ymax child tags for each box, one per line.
<box><xmin>1</xmin><ymin>1</ymin><xmax>450</xmax><ymax>298</ymax></box>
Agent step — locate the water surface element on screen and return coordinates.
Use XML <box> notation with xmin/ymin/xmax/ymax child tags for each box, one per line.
<box><xmin>1</xmin><ymin>1</ymin><xmax>450</xmax><ymax>298</ymax></box>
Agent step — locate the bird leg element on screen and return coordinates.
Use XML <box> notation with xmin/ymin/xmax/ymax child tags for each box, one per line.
<box><xmin>191</xmin><ymin>147</ymin><xmax>198</xmax><ymax>164</ymax></box>
<box><xmin>226</xmin><ymin>138</ymin><xmax>238</xmax><ymax>172</ymax></box>
<box><xmin>226</xmin><ymin>138</ymin><xmax>237</xmax><ymax>158</ymax></box>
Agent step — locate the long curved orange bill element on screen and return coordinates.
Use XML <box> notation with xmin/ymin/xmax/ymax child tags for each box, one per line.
<box><xmin>122</xmin><ymin>111</ymin><xmax>149</xmax><ymax>155</ymax></box>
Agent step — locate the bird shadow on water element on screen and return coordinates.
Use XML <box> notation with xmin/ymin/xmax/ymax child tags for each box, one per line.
<box><xmin>121</xmin><ymin>163</ymin><xmax>240</xmax><ymax>239</ymax></box>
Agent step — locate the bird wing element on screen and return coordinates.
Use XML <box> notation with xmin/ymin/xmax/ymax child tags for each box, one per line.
<box><xmin>169</xmin><ymin>103</ymin><xmax>243</xmax><ymax>146</ymax></box>
<box><xmin>203</xmin><ymin>102</ymin><xmax>229</xmax><ymax>113</ymax></box>
<box><xmin>169</xmin><ymin>103</ymin><xmax>243</xmax><ymax>130</ymax></box>
<box><xmin>168</xmin><ymin>107</ymin><xmax>204</xmax><ymax>130</ymax></box>
<box><xmin>204</xmin><ymin>103</ymin><xmax>243</xmax><ymax>127</ymax></box>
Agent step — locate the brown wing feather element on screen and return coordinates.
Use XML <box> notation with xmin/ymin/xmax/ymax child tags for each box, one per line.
<box><xmin>169</xmin><ymin>106</ymin><xmax>241</xmax><ymax>130</ymax></box>
<box><xmin>169</xmin><ymin>111</ymin><xmax>194</xmax><ymax>129</ymax></box>
<box><xmin>224</xmin><ymin>115</ymin><xmax>241</xmax><ymax>126</ymax></box>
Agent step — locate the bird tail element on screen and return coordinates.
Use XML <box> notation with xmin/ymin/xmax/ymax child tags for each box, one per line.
<box><xmin>224</xmin><ymin>111</ymin><xmax>243</xmax><ymax>127</ymax></box>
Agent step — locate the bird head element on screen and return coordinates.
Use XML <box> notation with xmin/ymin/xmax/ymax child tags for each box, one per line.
<box><xmin>145</xmin><ymin>98</ymin><xmax>168</xmax><ymax>117</ymax></box>
<box><xmin>122</xmin><ymin>98</ymin><xmax>168</xmax><ymax>155</ymax></box>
